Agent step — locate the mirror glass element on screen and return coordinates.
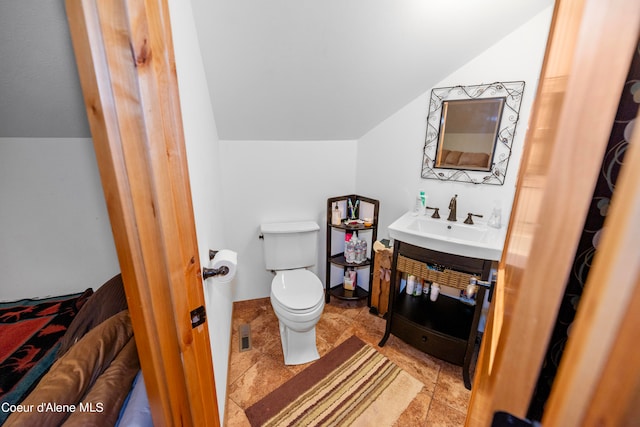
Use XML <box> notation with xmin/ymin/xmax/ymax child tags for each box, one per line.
<box><xmin>435</xmin><ymin>98</ymin><xmax>504</xmax><ymax>171</ymax></box>
<box><xmin>422</xmin><ymin>81</ymin><xmax>525</xmax><ymax>185</ymax></box>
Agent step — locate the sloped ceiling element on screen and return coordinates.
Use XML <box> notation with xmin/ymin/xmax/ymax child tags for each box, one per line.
<box><xmin>0</xmin><ymin>0</ymin><xmax>553</xmax><ymax>140</ymax></box>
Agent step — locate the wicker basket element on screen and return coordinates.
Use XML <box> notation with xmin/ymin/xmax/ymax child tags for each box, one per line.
<box><xmin>397</xmin><ymin>255</ymin><xmax>479</xmax><ymax>291</ymax></box>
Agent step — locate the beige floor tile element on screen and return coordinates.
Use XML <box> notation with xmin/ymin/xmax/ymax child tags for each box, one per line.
<box><xmin>432</xmin><ymin>362</ymin><xmax>472</xmax><ymax>414</ymax></box>
<box><xmin>394</xmin><ymin>387</ymin><xmax>432</xmax><ymax>427</ymax></box>
<box><xmin>224</xmin><ymin>298</ymin><xmax>471</xmax><ymax>426</ymax></box>
<box><xmin>381</xmin><ymin>336</ymin><xmax>442</xmax><ymax>394</ymax></box>
<box><xmin>224</xmin><ymin>398</ymin><xmax>251</xmax><ymax>427</ymax></box>
<box><xmin>231</xmin><ymin>298</ymin><xmax>271</xmax><ymax>328</ymax></box>
<box><xmin>424</xmin><ymin>400</ymin><xmax>467</xmax><ymax>427</ymax></box>
<box><xmin>227</xmin><ymin>353</ymin><xmax>295</xmax><ymax>409</ymax></box>
<box><xmin>316</xmin><ymin>309</ymin><xmax>358</xmax><ymax>347</ymax></box>
<box><xmin>227</xmin><ymin>333</ymin><xmax>265</xmax><ymax>386</ymax></box>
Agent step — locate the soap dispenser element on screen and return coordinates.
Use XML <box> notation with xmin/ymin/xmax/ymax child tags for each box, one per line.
<box><xmin>488</xmin><ymin>201</ymin><xmax>502</xmax><ymax>228</ymax></box>
<box><xmin>412</xmin><ymin>190</ymin><xmax>427</xmax><ymax>216</ymax></box>
<box><xmin>332</xmin><ymin>203</ymin><xmax>342</xmax><ymax>225</ymax></box>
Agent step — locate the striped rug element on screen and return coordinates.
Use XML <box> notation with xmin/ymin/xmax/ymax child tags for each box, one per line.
<box><xmin>245</xmin><ymin>335</ymin><xmax>423</xmax><ymax>426</ymax></box>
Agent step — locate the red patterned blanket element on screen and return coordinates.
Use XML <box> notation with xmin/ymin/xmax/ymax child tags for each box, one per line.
<box><xmin>0</xmin><ymin>290</ymin><xmax>92</xmax><ymax>422</ymax></box>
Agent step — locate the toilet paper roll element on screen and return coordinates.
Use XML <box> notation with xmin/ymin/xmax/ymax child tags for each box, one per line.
<box><xmin>210</xmin><ymin>249</ymin><xmax>237</xmax><ymax>283</ymax></box>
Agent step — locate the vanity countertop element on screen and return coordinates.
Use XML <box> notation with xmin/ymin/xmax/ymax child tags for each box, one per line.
<box><xmin>388</xmin><ymin>211</ymin><xmax>507</xmax><ymax>261</ymax></box>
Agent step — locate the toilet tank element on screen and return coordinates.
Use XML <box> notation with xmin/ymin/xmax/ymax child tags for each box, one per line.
<box><xmin>260</xmin><ymin>221</ymin><xmax>320</xmax><ymax>270</ymax></box>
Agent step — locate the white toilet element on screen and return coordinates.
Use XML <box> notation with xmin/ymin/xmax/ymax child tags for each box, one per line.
<box><xmin>260</xmin><ymin>221</ymin><xmax>325</xmax><ymax>365</ymax></box>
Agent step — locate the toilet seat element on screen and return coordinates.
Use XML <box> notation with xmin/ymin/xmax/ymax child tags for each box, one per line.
<box><xmin>271</xmin><ymin>269</ymin><xmax>323</xmax><ymax>311</ymax></box>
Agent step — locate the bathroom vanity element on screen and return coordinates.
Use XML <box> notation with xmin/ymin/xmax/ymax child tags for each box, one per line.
<box><xmin>379</xmin><ymin>239</ymin><xmax>493</xmax><ymax>389</ymax></box>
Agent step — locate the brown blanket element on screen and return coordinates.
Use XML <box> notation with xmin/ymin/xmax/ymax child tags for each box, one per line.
<box><xmin>4</xmin><ymin>311</ymin><xmax>138</xmax><ymax>427</ymax></box>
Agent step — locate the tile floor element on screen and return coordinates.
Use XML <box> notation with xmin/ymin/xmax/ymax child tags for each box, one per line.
<box><xmin>224</xmin><ymin>297</ymin><xmax>472</xmax><ymax>426</ymax></box>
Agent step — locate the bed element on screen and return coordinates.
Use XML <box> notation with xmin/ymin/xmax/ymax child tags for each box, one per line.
<box><xmin>0</xmin><ymin>274</ymin><xmax>153</xmax><ymax>426</ymax></box>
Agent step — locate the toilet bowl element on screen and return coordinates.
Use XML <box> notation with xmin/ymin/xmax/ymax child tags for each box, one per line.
<box><xmin>270</xmin><ymin>269</ymin><xmax>324</xmax><ymax>365</ymax></box>
<box><xmin>260</xmin><ymin>220</ymin><xmax>324</xmax><ymax>365</ymax></box>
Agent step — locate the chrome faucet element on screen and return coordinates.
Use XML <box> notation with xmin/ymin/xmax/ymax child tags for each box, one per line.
<box><xmin>447</xmin><ymin>194</ymin><xmax>458</xmax><ymax>221</ymax></box>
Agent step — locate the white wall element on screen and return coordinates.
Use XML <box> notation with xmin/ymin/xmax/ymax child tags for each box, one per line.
<box><xmin>356</xmin><ymin>7</ymin><xmax>554</xmax><ymax>239</ymax></box>
<box><xmin>217</xmin><ymin>7</ymin><xmax>554</xmax><ymax>304</ymax></box>
<box><xmin>219</xmin><ymin>140</ymin><xmax>357</xmax><ymax>301</ymax></box>
<box><xmin>0</xmin><ymin>137</ymin><xmax>119</xmax><ymax>301</ymax></box>
<box><xmin>168</xmin><ymin>0</ymin><xmax>233</xmax><ymax>423</ymax></box>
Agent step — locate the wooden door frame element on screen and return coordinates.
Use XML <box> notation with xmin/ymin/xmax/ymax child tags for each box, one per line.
<box><xmin>65</xmin><ymin>0</ymin><xmax>219</xmax><ymax>425</ymax></box>
<box><xmin>467</xmin><ymin>0</ymin><xmax>640</xmax><ymax>425</ymax></box>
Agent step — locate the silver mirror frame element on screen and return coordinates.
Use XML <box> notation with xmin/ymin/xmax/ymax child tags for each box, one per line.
<box><xmin>421</xmin><ymin>81</ymin><xmax>525</xmax><ymax>185</ymax></box>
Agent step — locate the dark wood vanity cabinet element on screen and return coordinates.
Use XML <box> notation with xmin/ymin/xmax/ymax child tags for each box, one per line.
<box><xmin>379</xmin><ymin>240</ymin><xmax>492</xmax><ymax>389</ymax></box>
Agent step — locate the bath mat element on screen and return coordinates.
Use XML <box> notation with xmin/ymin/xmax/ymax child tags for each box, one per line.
<box><xmin>245</xmin><ymin>335</ymin><xmax>423</xmax><ymax>427</ymax></box>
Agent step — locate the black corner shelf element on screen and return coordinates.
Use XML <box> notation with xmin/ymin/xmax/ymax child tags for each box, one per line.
<box><xmin>329</xmin><ymin>285</ymin><xmax>369</xmax><ymax>301</ymax></box>
<box><xmin>330</xmin><ymin>223</ymin><xmax>376</xmax><ymax>232</ymax></box>
<box><xmin>328</xmin><ymin>253</ymin><xmax>372</xmax><ymax>268</ymax></box>
<box><xmin>325</xmin><ymin>195</ymin><xmax>380</xmax><ymax>304</ymax></box>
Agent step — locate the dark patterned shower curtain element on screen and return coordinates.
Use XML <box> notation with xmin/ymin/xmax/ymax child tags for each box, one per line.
<box><xmin>527</xmin><ymin>40</ymin><xmax>640</xmax><ymax>421</ymax></box>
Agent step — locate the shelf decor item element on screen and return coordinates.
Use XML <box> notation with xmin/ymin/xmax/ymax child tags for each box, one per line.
<box><xmin>370</xmin><ymin>241</ymin><xmax>393</xmax><ymax>317</ymax></box>
<box><xmin>347</xmin><ymin>198</ymin><xmax>360</xmax><ymax>220</ymax></box>
<box><xmin>325</xmin><ymin>195</ymin><xmax>380</xmax><ymax>304</ymax></box>
<box><xmin>343</xmin><ymin>268</ymin><xmax>356</xmax><ymax>291</ymax></box>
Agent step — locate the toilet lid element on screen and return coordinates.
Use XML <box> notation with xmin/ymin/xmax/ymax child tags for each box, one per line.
<box><xmin>272</xmin><ymin>270</ymin><xmax>323</xmax><ymax>311</ymax></box>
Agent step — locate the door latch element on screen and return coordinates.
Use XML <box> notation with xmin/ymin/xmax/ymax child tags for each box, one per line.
<box><xmin>190</xmin><ymin>305</ymin><xmax>206</xmax><ymax>328</ymax></box>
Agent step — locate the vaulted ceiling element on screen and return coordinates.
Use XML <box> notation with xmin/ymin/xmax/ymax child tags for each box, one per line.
<box><xmin>0</xmin><ymin>0</ymin><xmax>554</xmax><ymax>140</ymax></box>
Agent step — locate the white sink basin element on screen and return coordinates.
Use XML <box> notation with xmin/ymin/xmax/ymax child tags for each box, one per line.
<box><xmin>388</xmin><ymin>211</ymin><xmax>507</xmax><ymax>260</ymax></box>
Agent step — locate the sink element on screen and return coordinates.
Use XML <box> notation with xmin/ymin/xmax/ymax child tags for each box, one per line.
<box><xmin>406</xmin><ymin>217</ymin><xmax>488</xmax><ymax>242</ymax></box>
<box><xmin>388</xmin><ymin>211</ymin><xmax>507</xmax><ymax>260</ymax></box>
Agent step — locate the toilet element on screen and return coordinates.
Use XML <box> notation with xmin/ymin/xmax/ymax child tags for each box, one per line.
<box><xmin>260</xmin><ymin>221</ymin><xmax>325</xmax><ymax>365</ymax></box>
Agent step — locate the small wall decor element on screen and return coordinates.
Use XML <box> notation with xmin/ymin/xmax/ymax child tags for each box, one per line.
<box><xmin>421</xmin><ymin>81</ymin><xmax>525</xmax><ymax>185</ymax></box>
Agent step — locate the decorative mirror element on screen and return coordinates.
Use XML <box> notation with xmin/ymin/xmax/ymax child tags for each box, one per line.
<box><xmin>421</xmin><ymin>81</ymin><xmax>525</xmax><ymax>185</ymax></box>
